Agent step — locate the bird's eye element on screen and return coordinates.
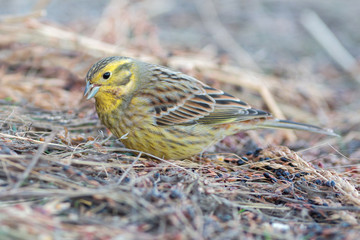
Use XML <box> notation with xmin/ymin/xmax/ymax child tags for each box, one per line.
<box><xmin>103</xmin><ymin>72</ymin><xmax>111</xmax><ymax>79</ymax></box>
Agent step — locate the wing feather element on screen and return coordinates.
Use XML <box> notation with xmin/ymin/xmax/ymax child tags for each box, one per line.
<box><xmin>138</xmin><ymin>65</ymin><xmax>270</xmax><ymax>126</ymax></box>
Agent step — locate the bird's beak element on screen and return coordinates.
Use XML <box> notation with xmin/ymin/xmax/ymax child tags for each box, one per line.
<box><xmin>84</xmin><ymin>81</ymin><xmax>100</xmax><ymax>99</ymax></box>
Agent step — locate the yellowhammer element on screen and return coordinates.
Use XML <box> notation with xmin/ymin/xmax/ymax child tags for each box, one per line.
<box><xmin>84</xmin><ymin>56</ymin><xmax>337</xmax><ymax>159</ymax></box>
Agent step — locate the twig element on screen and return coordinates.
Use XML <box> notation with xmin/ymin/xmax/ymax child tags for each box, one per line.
<box><xmin>102</xmin><ymin>147</ymin><xmax>199</xmax><ymax>178</ymax></box>
<box><xmin>0</xmin><ymin>132</ymin><xmax>73</xmax><ymax>151</ymax></box>
<box><xmin>12</xmin><ymin>131</ymin><xmax>57</xmax><ymax>189</ymax></box>
<box><xmin>29</xmin><ymin>20</ymin><xmax>127</xmax><ymax>56</ymax></box>
<box><xmin>116</xmin><ymin>152</ymin><xmax>142</xmax><ymax>184</ymax></box>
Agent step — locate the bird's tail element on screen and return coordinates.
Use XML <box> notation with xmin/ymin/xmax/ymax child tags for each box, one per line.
<box><xmin>257</xmin><ymin>119</ymin><xmax>339</xmax><ymax>137</ymax></box>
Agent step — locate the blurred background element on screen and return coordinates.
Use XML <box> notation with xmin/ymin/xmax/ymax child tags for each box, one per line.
<box><xmin>2</xmin><ymin>0</ymin><xmax>360</xmax><ymax>69</ymax></box>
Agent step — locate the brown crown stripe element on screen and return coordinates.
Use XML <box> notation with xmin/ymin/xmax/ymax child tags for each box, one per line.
<box><xmin>114</xmin><ymin>62</ymin><xmax>133</xmax><ymax>73</ymax></box>
<box><xmin>86</xmin><ymin>56</ymin><xmax>123</xmax><ymax>80</ymax></box>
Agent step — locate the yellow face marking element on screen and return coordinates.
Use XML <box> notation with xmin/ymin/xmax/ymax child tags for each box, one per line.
<box><xmin>91</xmin><ymin>59</ymin><xmax>133</xmax><ymax>85</ymax></box>
<box><xmin>122</xmin><ymin>67</ymin><xmax>137</xmax><ymax>93</ymax></box>
<box><xmin>90</xmin><ymin>59</ymin><xmax>138</xmax><ymax>113</ymax></box>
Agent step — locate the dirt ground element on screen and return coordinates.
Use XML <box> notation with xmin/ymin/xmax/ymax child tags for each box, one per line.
<box><xmin>0</xmin><ymin>1</ymin><xmax>359</xmax><ymax>239</ymax></box>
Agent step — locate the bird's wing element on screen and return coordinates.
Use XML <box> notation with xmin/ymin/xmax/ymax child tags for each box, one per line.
<box><xmin>139</xmin><ymin>65</ymin><xmax>270</xmax><ymax>126</ymax></box>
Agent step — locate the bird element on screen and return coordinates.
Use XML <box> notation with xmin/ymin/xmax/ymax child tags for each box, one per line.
<box><xmin>84</xmin><ymin>56</ymin><xmax>338</xmax><ymax>159</ymax></box>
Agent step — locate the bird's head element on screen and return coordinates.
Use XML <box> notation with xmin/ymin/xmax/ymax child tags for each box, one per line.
<box><xmin>84</xmin><ymin>56</ymin><xmax>139</xmax><ymax>101</ymax></box>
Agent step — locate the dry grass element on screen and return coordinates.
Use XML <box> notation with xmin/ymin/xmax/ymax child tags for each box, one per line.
<box><xmin>0</xmin><ymin>3</ymin><xmax>359</xmax><ymax>239</ymax></box>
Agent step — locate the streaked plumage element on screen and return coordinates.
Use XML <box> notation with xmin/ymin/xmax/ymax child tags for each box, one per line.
<box><xmin>84</xmin><ymin>56</ymin><xmax>337</xmax><ymax>159</ymax></box>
